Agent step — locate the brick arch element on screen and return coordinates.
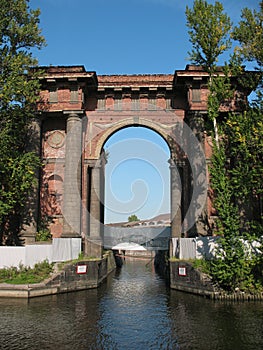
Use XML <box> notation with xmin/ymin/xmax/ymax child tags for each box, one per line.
<box><xmin>36</xmin><ymin>65</ymin><xmax>248</xmax><ymax>254</ymax></box>
<box><xmin>94</xmin><ymin>116</ymin><xmax>176</xmax><ymax>159</ymax></box>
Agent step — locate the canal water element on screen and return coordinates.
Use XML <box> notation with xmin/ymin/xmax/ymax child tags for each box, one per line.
<box><xmin>0</xmin><ymin>258</ymin><xmax>262</xmax><ymax>350</ymax></box>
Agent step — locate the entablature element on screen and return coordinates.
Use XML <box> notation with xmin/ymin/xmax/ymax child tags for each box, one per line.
<box><xmin>36</xmin><ymin>65</ymin><xmax>252</xmax><ymax>114</ymax></box>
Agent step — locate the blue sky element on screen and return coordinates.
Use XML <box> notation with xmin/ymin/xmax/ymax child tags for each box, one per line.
<box><xmin>30</xmin><ymin>0</ymin><xmax>259</xmax><ymax>74</ymax></box>
<box><xmin>104</xmin><ymin>127</ymin><xmax>171</xmax><ymax>223</ymax></box>
<box><xmin>30</xmin><ymin>0</ymin><xmax>260</xmax><ymax>223</ymax></box>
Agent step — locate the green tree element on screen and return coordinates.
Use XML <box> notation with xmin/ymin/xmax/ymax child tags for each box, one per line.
<box><xmin>233</xmin><ymin>1</ymin><xmax>263</xmax><ymax>70</ymax></box>
<box><xmin>186</xmin><ymin>0</ymin><xmax>232</xmax><ymax>144</ymax></box>
<box><xmin>232</xmin><ymin>1</ymin><xmax>263</xmax><ymax>106</ymax></box>
<box><xmin>225</xmin><ymin>111</ymin><xmax>263</xmax><ymax>227</ymax></box>
<box><xmin>0</xmin><ymin>0</ymin><xmax>45</xmax><ymax>245</ymax></box>
<box><xmin>185</xmin><ymin>0</ymin><xmax>232</xmax><ymax>72</ymax></box>
<box><xmin>210</xmin><ymin>135</ymin><xmax>262</xmax><ymax>291</ymax></box>
<box><xmin>186</xmin><ymin>0</ymin><xmax>263</xmax><ymax>291</ymax></box>
<box><xmin>229</xmin><ymin>1</ymin><xmax>263</xmax><ymax>230</ymax></box>
<box><xmin>128</xmin><ymin>214</ymin><xmax>140</xmax><ymax>222</ymax></box>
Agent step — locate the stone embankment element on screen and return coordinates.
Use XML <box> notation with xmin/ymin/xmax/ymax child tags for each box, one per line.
<box><xmin>0</xmin><ymin>251</ymin><xmax>115</xmax><ymax>298</ymax></box>
<box><xmin>170</xmin><ymin>260</ymin><xmax>263</xmax><ymax>301</ymax></box>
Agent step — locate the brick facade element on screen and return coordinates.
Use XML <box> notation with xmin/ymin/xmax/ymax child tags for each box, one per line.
<box><xmin>24</xmin><ymin>65</ymin><xmax>248</xmax><ymax>256</ymax></box>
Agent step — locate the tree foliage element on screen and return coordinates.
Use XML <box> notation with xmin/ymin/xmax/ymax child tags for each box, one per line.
<box><xmin>186</xmin><ymin>0</ymin><xmax>232</xmax><ymax>144</ymax></box>
<box><xmin>233</xmin><ymin>1</ymin><xmax>263</xmax><ymax>107</ymax></box>
<box><xmin>128</xmin><ymin>214</ymin><xmax>140</xmax><ymax>222</ymax></box>
<box><xmin>228</xmin><ymin>1</ymin><xmax>263</xmax><ymax>232</ymax></box>
<box><xmin>186</xmin><ymin>0</ymin><xmax>263</xmax><ymax>291</ymax></box>
<box><xmin>233</xmin><ymin>1</ymin><xmax>263</xmax><ymax>68</ymax></box>
<box><xmin>185</xmin><ymin>0</ymin><xmax>232</xmax><ymax>73</ymax></box>
<box><xmin>0</xmin><ymin>0</ymin><xmax>45</xmax><ymax>245</ymax></box>
<box><xmin>209</xmin><ymin>134</ymin><xmax>262</xmax><ymax>291</ymax></box>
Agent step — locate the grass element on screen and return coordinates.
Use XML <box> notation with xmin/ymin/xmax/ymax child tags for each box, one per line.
<box><xmin>0</xmin><ymin>260</ymin><xmax>54</xmax><ymax>284</ymax></box>
<box><xmin>0</xmin><ymin>251</ymin><xmax>110</xmax><ymax>284</ymax></box>
<box><xmin>55</xmin><ymin>252</ymin><xmax>102</xmax><ymax>271</ymax></box>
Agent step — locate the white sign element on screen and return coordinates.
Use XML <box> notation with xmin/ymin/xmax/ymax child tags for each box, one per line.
<box><xmin>76</xmin><ymin>265</ymin><xmax>87</xmax><ymax>274</ymax></box>
<box><xmin>178</xmin><ymin>266</ymin><xmax>186</xmax><ymax>276</ymax></box>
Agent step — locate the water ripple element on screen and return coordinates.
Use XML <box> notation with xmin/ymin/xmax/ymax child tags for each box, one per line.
<box><xmin>0</xmin><ymin>259</ymin><xmax>262</xmax><ymax>350</ymax></box>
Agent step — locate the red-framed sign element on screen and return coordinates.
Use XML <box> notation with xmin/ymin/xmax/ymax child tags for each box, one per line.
<box><xmin>76</xmin><ymin>264</ymin><xmax>88</xmax><ymax>274</ymax></box>
<box><xmin>178</xmin><ymin>266</ymin><xmax>187</xmax><ymax>276</ymax></box>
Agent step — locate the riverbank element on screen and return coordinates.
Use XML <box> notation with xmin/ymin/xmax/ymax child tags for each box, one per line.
<box><xmin>0</xmin><ymin>251</ymin><xmax>116</xmax><ymax>298</ymax></box>
<box><xmin>1</xmin><ymin>259</ymin><xmax>263</xmax><ymax>349</ymax></box>
<box><xmin>1</xmin><ymin>253</ymin><xmax>262</xmax><ymax>301</ymax></box>
<box><xmin>170</xmin><ymin>260</ymin><xmax>263</xmax><ymax>301</ymax></box>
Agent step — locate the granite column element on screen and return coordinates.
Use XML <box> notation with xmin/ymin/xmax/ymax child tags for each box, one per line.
<box><xmin>170</xmin><ymin>158</ymin><xmax>182</xmax><ymax>238</ymax></box>
<box><xmin>85</xmin><ymin>160</ymin><xmax>103</xmax><ymax>257</ymax></box>
<box><xmin>62</xmin><ymin>112</ymin><xmax>83</xmax><ymax>237</ymax></box>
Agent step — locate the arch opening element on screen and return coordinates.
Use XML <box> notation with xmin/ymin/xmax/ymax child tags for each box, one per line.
<box><xmin>103</xmin><ymin>126</ymin><xmax>171</xmax><ymax>225</ymax></box>
<box><xmin>100</xmin><ymin>126</ymin><xmax>172</xmax><ymax>252</ymax></box>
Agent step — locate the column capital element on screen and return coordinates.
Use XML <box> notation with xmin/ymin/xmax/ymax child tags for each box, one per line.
<box><xmin>63</xmin><ymin>110</ymin><xmax>84</xmax><ymax>119</ymax></box>
<box><xmin>87</xmin><ymin>159</ymin><xmax>102</xmax><ymax>169</ymax></box>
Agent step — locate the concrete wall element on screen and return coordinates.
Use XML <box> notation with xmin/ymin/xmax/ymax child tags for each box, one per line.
<box><xmin>170</xmin><ymin>260</ymin><xmax>216</xmax><ymax>297</ymax></box>
<box><xmin>0</xmin><ymin>238</ymin><xmax>81</xmax><ymax>269</ymax></box>
<box><xmin>0</xmin><ymin>251</ymin><xmax>116</xmax><ymax>298</ymax></box>
<box><xmin>46</xmin><ymin>252</ymin><xmax>116</xmax><ymax>293</ymax></box>
<box><xmin>170</xmin><ymin>260</ymin><xmax>263</xmax><ymax>300</ymax></box>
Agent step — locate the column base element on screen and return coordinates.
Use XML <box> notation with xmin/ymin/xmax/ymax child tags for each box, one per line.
<box><xmin>84</xmin><ymin>238</ymin><xmax>103</xmax><ymax>258</ymax></box>
<box><xmin>20</xmin><ymin>220</ymin><xmax>37</xmax><ymax>245</ymax></box>
<box><xmin>61</xmin><ymin>232</ymin><xmax>80</xmax><ymax>238</ymax></box>
<box><xmin>21</xmin><ymin>232</ymin><xmax>36</xmax><ymax>245</ymax></box>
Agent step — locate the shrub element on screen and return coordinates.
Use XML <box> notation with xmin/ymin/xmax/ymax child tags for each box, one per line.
<box><xmin>0</xmin><ymin>260</ymin><xmax>54</xmax><ymax>284</ymax></box>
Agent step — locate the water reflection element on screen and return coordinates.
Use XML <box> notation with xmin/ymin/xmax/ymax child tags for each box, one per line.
<box><xmin>96</xmin><ymin>262</ymin><xmax>178</xmax><ymax>350</ymax></box>
<box><xmin>0</xmin><ymin>259</ymin><xmax>262</xmax><ymax>350</ymax></box>
<box><xmin>169</xmin><ymin>291</ymin><xmax>263</xmax><ymax>350</ymax></box>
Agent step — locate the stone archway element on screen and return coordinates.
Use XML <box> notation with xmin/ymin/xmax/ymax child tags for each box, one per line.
<box><xmin>84</xmin><ymin>115</ymin><xmax>184</xmax><ymax>257</ymax></box>
<box><xmin>31</xmin><ymin>65</ymin><xmax>247</xmax><ymax>255</ymax></box>
<box><xmin>82</xmin><ymin>103</ymin><xmax>208</xmax><ymax>257</ymax></box>
<box><xmin>36</xmin><ymin>67</ymin><xmax>201</xmax><ymax>256</ymax></box>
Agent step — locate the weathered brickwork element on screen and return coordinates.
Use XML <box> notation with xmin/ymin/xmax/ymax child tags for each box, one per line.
<box><xmin>26</xmin><ymin>65</ymin><xmax>249</xmax><ymax>255</ymax></box>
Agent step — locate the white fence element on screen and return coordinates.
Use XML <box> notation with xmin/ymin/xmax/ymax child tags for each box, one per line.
<box><xmin>172</xmin><ymin>237</ymin><xmax>219</xmax><ymax>260</ymax></box>
<box><xmin>171</xmin><ymin>237</ymin><xmax>262</xmax><ymax>260</ymax></box>
<box><xmin>0</xmin><ymin>238</ymin><xmax>81</xmax><ymax>269</ymax></box>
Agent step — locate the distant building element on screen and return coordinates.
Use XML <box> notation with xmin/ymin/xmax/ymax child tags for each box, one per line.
<box><xmin>107</xmin><ymin>213</ymin><xmax>171</xmax><ymax>228</ymax></box>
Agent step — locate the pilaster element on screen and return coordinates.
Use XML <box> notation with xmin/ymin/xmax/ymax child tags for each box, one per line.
<box><xmin>169</xmin><ymin>158</ymin><xmax>183</xmax><ymax>238</ymax></box>
<box><xmin>62</xmin><ymin>112</ymin><xmax>83</xmax><ymax>237</ymax></box>
<box><xmin>84</xmin><ymin>159</ymin><xmax>103</xmax><ymax>258</ymax></box>
<box><xmin>21</xmin><ymin>116</ymin><xmax>42</xmax><ymax>244</ymax></box>
<box><xmin>89</xmin><ymin>160</ymin><xmax>102</xmax><ymax>238</ymax></box>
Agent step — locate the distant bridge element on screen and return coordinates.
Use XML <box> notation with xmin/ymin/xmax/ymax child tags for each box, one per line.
<box><xmin>104</xmin><ymin>226</ymin><xmax>171</xmax><ymax>251</ymax></box>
